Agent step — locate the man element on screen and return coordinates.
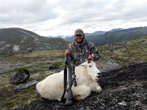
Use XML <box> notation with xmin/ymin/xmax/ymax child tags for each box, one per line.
<box><xmin>64</xmin><ymin>29</ymin><xmax>100</xmax><ymax>105</ymax></box>
<box><xmin>65</xmin><ymin>29</ymin><xmax>100</xmax><ymax>65</ymax></box>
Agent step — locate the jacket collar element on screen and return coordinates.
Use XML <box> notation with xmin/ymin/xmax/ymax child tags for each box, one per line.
<box><xmin>74</xmin><ymin>38</ymin><xmax>87</xmax><ymax>47</ymax></box>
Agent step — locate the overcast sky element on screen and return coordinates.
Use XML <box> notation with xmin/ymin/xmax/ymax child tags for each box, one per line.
<box><xmin>0</xmin><ymin>0</ymin><xmax>147</xmax><ymax>36</ymax></box>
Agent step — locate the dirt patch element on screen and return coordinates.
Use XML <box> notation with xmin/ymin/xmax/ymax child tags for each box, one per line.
<box><xmin>14</xmin><ymin>62</ymin><xmax>147</xmax><ymax>110</ymax></box>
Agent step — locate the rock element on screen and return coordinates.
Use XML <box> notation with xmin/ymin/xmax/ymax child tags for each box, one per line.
<box><xmin>14</xmin><ymin>79</ymin><xmax>38</xmax><ymax>91</ymax></box>
<box><xmin>10</xmin><ymin>69</ymin><xmax>30</xmax><ymax>85</ymax></box>
<box><xmin>118</xmin><ymin>101</ymin><xmax>127</xmax><ymax>106</ymax></box>
<box><xmin>13</xmin><ymin>45</ymin><xmax>20</xmax><ymax>52</ymax></box>
<box><xmin>48</xmin><ymin>65</ymin><xmax>59</xmax><ymax>70</ymax></box>
<box><xmin>96</xmin><ymin>60</ymin><xmax>120</xmax><ymax>72</ymax></box>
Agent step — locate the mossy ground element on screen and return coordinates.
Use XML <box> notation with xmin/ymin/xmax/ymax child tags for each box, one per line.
<box><xmin>0</xmin><ymin>50</ymin><xmax>64</xmax><ymax>110</ymax></box>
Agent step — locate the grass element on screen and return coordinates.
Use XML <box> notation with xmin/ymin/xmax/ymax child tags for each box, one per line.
<box><xmin>97</xmin><ymin>37</ymin><xmax>147</xmax><ymax>66</ymax></box>
<box><xmin>1</xmin><ymin>50</ymin><xmax>64</xmax><ymax>64</ymax></box>
<box><xmin>0</xmin><ymin>87</ymin><xmax>40</xmax><ymax>110</ymax></box>
<box><xmin>0</xmin><ymin>50</ymin><xmax>65</xmax><ymax>109</ymax></box>
<box><xmin>0</xmin><ymin>69</ymin><xmax>51</xmax><ymax>110</ymax></box>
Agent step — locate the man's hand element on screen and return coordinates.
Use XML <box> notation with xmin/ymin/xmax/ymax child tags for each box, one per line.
<box><xmin>88</xmin><ymin>53</ymin><xmax>94</xmax><ymax>60</ymax></box>
<box><xmin>65</xmin><ymin>49</ymin><xmax>71</xmax><ymax>56</ymax></box>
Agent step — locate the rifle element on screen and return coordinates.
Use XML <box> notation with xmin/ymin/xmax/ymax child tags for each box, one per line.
<box><xmin>61</xmin><ymin>54</ymin><xmax>77</xmax><ymax>104</ymax></box>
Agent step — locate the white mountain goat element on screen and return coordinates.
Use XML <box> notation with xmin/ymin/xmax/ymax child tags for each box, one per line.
<box><xmin>36</xmin><ymin>61</ymin><xmax>102</xmax><ymax>101</ymax></box>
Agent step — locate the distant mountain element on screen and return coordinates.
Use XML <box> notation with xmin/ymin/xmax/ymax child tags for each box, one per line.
<box><xmin>99</xmin><ymin>26</ymin><xmax>147</xmax><ymax>46</ymax></box>
<box><xmin>0</xmin><ymin>28</ymin><xmax>69</xmax><ymax>54</ymax></box>
<box><xmin>109</xmin><ymin>28</ymin><xmax>123</xmax><ymax>32</ymax></box>
<box><xmin>64</xmin><ymin>26</ymin><xmax>147</xmax><ymax>46</ymax></box>
<box><xmin>92</xmin><ymin>31</ymin><xmax>106</xmax><ymax>35</ymax></box>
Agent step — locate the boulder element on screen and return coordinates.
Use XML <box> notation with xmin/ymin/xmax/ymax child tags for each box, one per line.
<box><xmin>10</xmin><ymin>69</ymin><xmax>30</xmax><ymax>85</ymax></box>
<box><xmin>48</xmin><ymin>65</ymin><xmax>59</xmax><ymax>70</ymax></box>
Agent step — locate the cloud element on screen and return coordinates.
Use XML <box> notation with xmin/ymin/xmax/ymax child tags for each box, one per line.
<box><xmin>0</xmin><ymin>0</ymin><xmax>57</xmax><ymax>24</ymax></box>
<box><xmin>0</xmin><ymin>0</ymin><xmax>147</xmax><ymax>36</ymax></box>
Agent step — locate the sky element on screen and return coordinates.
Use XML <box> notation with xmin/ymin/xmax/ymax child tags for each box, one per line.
<box><xmin>0</xmin><ymin>0</ymin><xmax>147</xmax><ymax>37</ymax></box>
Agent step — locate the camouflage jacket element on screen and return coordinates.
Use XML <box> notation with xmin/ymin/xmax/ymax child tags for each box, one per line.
<box><xmin>67</xmin><ymin>39</ymin><xmax>100</xmax><ymax>66</ymax></box>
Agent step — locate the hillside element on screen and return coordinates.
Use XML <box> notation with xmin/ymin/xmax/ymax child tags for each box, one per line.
<box><xmin>12</xmin><ymin>36</ymin><xmax>147</xmax><ymax>110</ymax></box>
<box><xmin>97</xmin><ymin>27</ymin><xmax>147</xmax><ymax>46</ymax></box>
<box><xmin>97</xmin><ymin>36</ymin><xmax>147</xmax><ymax>66</ymax></box>
<box><xmin>0</xmin><ymin>35</ymin><xmax>147</xmax><ymax>110</ymax></box>
<box><xmin>0</xmin><ymin>28</ymin><xmax>69</xmax><ymax>54</ymax></box>
<box><xmin>65</xmin><ymin>26</ymin><xmax>147</xmax><ymax>46</ymax></box>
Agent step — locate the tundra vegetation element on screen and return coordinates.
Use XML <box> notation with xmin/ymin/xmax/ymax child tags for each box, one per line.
<box><xmin>0</xmin><ymin>37</ymin><xmax>147</xmax><ymax>110</ymax></box>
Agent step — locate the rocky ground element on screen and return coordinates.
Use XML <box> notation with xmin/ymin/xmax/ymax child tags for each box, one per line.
<box><xmin>13</xmin><ymin>62</ymin><xmax>147</xmax><ymax>110</ymax></box>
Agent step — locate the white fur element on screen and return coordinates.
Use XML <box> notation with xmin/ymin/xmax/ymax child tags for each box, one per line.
<box><xmin>36</xmin><ymin>61</ymin><xmax>102</xmax><ymax>101</ymax></box>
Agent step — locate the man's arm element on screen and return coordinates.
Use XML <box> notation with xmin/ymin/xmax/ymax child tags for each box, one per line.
<box><xmin>65</xmin><ymin>43</ymin><xmax>74</xmax><ymax>61</ymax></box>
<box><xmin>88</xmin><ymin>42</ymin><xmax>100</xmax><ymax>61</ymax></box>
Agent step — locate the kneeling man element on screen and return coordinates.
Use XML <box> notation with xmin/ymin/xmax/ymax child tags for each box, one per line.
<box><xmin>64</xmin><ymin>29</ymin><xmax>100</xmax><ymax>105</ymax></box>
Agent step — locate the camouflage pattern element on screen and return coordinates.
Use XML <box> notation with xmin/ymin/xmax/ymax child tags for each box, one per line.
<box><xmin>74</xmin><ymin>29</ymin><xmax>84</xmax><ymax>36</ymax></box>
<box><xmin>67</xmin><ymin>38</ymin><xmax>100</xmax><ymax>66</ymax></box>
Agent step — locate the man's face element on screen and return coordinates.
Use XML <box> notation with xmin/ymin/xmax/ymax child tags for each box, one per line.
<box><xmin>75</xmin><ymin>34</ymin><xmax>84</xmax><ymax>43</ymax></box>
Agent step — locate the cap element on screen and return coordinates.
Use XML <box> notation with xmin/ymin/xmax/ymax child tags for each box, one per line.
<box><xmin>74</xmin><ymin>29</ymin><xmax>84</xmax><ymax>36</ymax></box>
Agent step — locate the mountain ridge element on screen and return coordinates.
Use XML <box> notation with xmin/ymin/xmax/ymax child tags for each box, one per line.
<box><xmin>64</xmin><ymin>26</ymin><xmax>147</xmax><ymax>46</ymax></box>
<box><xmin>0</xmin><ymin>28</ymin><xmax>69</xmax><ymax>54</ymax></box>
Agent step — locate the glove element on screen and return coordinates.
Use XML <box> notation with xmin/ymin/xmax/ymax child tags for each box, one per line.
<box><xmin>88</xmin><ymin>53</ymin><xmax>94</xmax><ymax>60</ymax></box>
<box><xmin>65</xmin><ymin>49</ymin><xmax>71</xmax><ymax>56</ymax></box>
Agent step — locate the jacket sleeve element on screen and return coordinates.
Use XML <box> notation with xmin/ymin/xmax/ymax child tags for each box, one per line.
<box><xmin>88</xmin><ymin>42</ymin><xmax>100</xmax><ymax>61</ymax></box>
<box><xmin>66</xmin><ymin>43</ymin><xmax>74</xmax><ymax>61</ymax></box>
